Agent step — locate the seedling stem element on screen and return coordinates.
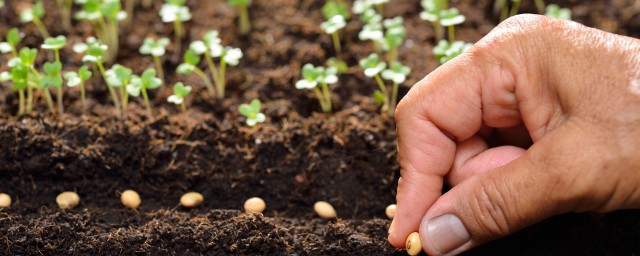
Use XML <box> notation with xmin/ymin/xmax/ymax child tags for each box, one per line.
<box><xmin>96</xmin><ymin>61</ymin><xmax>123</xmax><ymax>117</ymax></box>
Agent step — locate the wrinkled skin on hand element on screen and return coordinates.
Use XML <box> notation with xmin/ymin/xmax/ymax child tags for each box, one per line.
<box><xmin>389</xmin><ymin>14</ymin><xmax>640</xmax><ymax>255</ymax></box>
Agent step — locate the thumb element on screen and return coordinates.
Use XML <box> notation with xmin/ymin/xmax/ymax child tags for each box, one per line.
<box><xmin>418</xmin><ymin>128</ymin><xmax>579</xmax><ymax>255</ymax></box>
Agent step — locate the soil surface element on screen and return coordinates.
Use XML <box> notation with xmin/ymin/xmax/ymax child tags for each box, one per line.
<box><xmin>1</xmin><ymin>0</ymin><xmax>639</xmax><ymax>255</ymax></box>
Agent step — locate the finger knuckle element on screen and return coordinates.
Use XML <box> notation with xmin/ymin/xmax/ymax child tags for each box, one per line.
<box><xmin>466</xmin><ymin>179</ymin><xmax>513</xmax><ymax>238</ymax></box>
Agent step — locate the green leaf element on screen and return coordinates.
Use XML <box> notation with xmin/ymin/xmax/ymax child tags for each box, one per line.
<box><xmin>78</xmin><ymin>66</ymin><xmax>92</xmax><ymax>80</ymax></box>
<box><xmin>184</xmin><ymin>49</ymin><xmax>201</xmax><ymax>65</ymax></box>
<box><xmin>42</xmin><ymin>35</ymin><xmax>67</xmax><ymax>50</ymax></box>
<box><xmin>33</xmin><ymin>1</ymin><xmax>45</xmax><ymax>19</ymax></box>
<box><xmin>322</xmin><ymin>0</ymin><xmax>350</xmax><ymax>20</ymax></box>
<box><xmin>166</xmin><ymin>0</ymin><xmax>187</xmax><ymax>6</ymax></box>
<box><xmin>141</xmin><ymin>68</ymin><xmax>162</xmax><ymax>89</ymax></box>
<box><xmin>249</xmin><ymin>98</ymin><xmax>261</xmax><ymax>112</ymax></box>
<box><xmin>18</xmin><ymin>47</ymin><xmax>38</xmax><ymax>66</ymax></box>
<box><xmin>327</xmin><ymin>57</ymin><xmax>348</xmax><ymax>74</ymax></box>
<box><xmin>373</xmin><ymin>90</ymin><xmax>385</xmax><ymax>105</ymax></box>
<box><xmin>227</xmin><ymin>0</ymin><xmax>251</xmax><ymax>6</ymax></box>
<box><xmin>238</xmin><ymin>103</ymin><xmax>253</xmax><ymax>117</ymax></box>
<box><xmin>42</xmin><ymin>61</ymin><xmax>63</xmax><ymax>88</ymax></box>
<box><xmin>7</xmin><ymin>28</ymin><xmax>21</xmax><ymax>47</ymax></box>
<box><xmin>172</xmin><ymin>82</ymin><xmax>192</xmax><ymax>97</ymax></box>
<box><xmin>176</xmin><ymin>63</ymin><xmax>194</xmax><ymax>75</ymax></box>
<box><xmin>11</xmin><ymin>65</ymin><xmax>28</xmax><ymax>90</ymax></box>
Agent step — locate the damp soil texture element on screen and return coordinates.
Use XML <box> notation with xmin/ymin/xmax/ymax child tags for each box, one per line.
<box><xmin>1</xmin><ymin>0</ymin><xmax>640</xmax><ymax>255</ymax></box>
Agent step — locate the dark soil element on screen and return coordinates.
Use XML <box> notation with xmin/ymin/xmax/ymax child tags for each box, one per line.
<box><xmin>1</xmin><ymin>0</ymin><xmax>639</xmax><ymax>255</ymax></box>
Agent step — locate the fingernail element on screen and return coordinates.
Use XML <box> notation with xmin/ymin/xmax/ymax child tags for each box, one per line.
<box><xmin>427</xmin><ymin>214</ymin><xmax>470</xmax><ymax>254</ymax></box>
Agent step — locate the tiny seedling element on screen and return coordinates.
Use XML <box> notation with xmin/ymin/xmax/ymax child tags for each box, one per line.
<box><xmin>295</xmin><ymin>63</ymin><xmax>338</xmax><ymax>113</ymax></box>
<box><xmin>41</xmin><ymin>61</ymin><xmax>64</xmax><ymax>115</ymax></box>
<box><xmin>189</xmin><ymin>30</ymin><xmax>243</xmax><ymax>99</ymax></box>
<box><xmin>433</xmin><ymin>39</ymin><xmax>472</xmax><ymax>64</ymax></box>
<box><xmin>382</xmin><ymin>17</ymin><xmax>406</xmax><ymax>63</ymax></box>
<box><xmin>420</xmin><ymin>0</ymin><xmax>448</xmax><ymax>41</ymax></box>
<box><xmin>359</xmin><ymin>53</ymin><xmax>388</xmax><ymax>109</ymax></box>
<box><xmin>74</xmin><ymin>0</ymin><xmax>127</xmax><ymax>63</ymax></box>
<box><xmin>177</xmin><ymin>49</ymin><xmax>215</xmax><ymax>97</ymax></box>
<box><xmin>19</xmin><ymin>1</ymin><xmax>50</xmax><ymax>38</ymax></box>
<box><xmin>546</xmin><ymin>4</ymin><xmax>572</xmax><ymax>20</ymax></box>
<box><xmin>105</xmin><ymin>64</ymin><xmax>133</xmax><ymax>117</ymax></box>
<box><xmin>439</xmin><ymin>8</ymin><xmax>465</xmax><ymax>42</ymax></box>
<box><xmin>244</xmin><ymin>197</ymin><xmax>266</xmax><ymax>214</ymax></box>
<box><xmin>0</xmin><ymin>1</ymin><xmax>4</xmax><ymax>8</ymax></box>
<box><xmin>64</xmin><ymin>66</ymin><xmax>92</xmax><ymax>114</ymax></box>
<box><xmin>128</xmin><ymin>68</ymin><xmax>162</xmax><ymax>117</ymax></box>
<box><xmin>42</xmin><ymin>36</ymin><xmax>67</xmax><ymax>63</ymax></box>
<box><xmin>180</xmin><ymin>192</ymin><xmax>203</xmax><ymax>208</ymax></box>
<box><xmin>238</xmin><ymin>99</ymin><xmax>266</xmax><ymax>127</ymax></box>
<box><xmin>320</xmin><ymin>15</ymin><xmax>347</xmax><ymax>57</ymax></box>
<box><xmin>20</xmin><ymin>47</ymin><xmax>56</xmax><ymax>115</ymax></box>
<box><xmin>227</xmin><ymin>0</ymin><xmax>252</xmax><ymax>35</ymax></box>
<box><xmin>322</xmin><ymin>0</ymin><xmax>350</xmax><ymax>21</ymax></box>
<box><xmin>0</xmin><ymin>28</ymin><xmax>22</xmax><ymax>57</ymax></box>
<box><xmin>357</xmin><ymin>9</ymin><xmax>384</xmax><ymax>54</ymax></box>
<box><xmin>160</xmin><ymin>0</ymin><xmax>191</xmax><ymax>52</ymax></box>
<box><xmin>314</xmin><ymin>201</ymin><xmax>337</xmax><ymax>219</ymax></box>
<box><xmin>139</xmin><ymin>37</ymin><xmax>170</xmax><ymax>81</ymax></box>
<box><xmin>381</xmin><ymin>62</ymin><xmax>410</xmax><ymax>116</ymax></box>
<box><xmin>354</xmin><ymin>0</ymin><xmax>389</xmax><ymax>16</ymax></box>
<box><xmin>167</xmin><ymin>82</ymin><xmax>191</xmax><ymax>112</ymax></box>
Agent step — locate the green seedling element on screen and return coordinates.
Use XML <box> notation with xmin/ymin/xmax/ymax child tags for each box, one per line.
<box><xmin>382</xmin><ymin>17</ymin><xmax>406</xmax><ymax>63</ymax></box>
<box><xmin>64</xmin><ymin>66</ymin><xmax>92</xmax><ymax>114</ymax></box>
<box><xmin>359</xmin><ymin>53</ymin><xmax>389</xmax><ymax>110</ymax></box>
<box><xmin>74</xmin><ymin>37</ymin><xmax>122</xmax><ymax>116</ymax></box>
<box><xmin>322</xmin><ymin>0</ymin><xmax>350</xmax><ymax>20</ymax></box>
<box><xmin>357</xmin><ymin>9</ymin><xmax>383</xmax><ymax>54</ymax></box>
<box><xmin>327</xmin><ymin>57</ymin><xmax>349</xmax><ymax>74</ymax></box>
<box><xmin>189</xmin><ymin>30</ymin><xmax>243</xmax><ymax>99</ymax></box>
<box><xmin>128</xmin><ymin>68</ymin><xmax>162</xmax><ymax>117</ymax></box>
<box><xmin>22</xmin><ymin>47</ymin><xmax>55</xmax><ymax>115</ymax></box>
<box><xmin>0</xmin><ymin>66</ymin><xmax>28</xmax><ymax>115</ymax></box>
<box><xmin>295</xmin><ymin>63</ymin><xmax>338</xmax><ymax>113</ymax></box>
<box><xmin>167</xmin><ymin>82</ymin><xmax>191</xmax><ymax>112</ymax></box>
<box><xmin>42</xmin><ymin>36</ymin><xmax>67</xmax><ymax>62</ymax></box>
<box><xmin>354</xmin><ymin>0</ymin><xmax>389</xmax><ymax>16</ymax></box>
<box><xmin>139</xmin><ymin>37</ymin><xmax>170</xmax><ymax>81</ymax></box>
<box><xmin>433</xmin><ymin>39</ymin><xmax>472</xmax><ymax>64</ymax></box>
<box><xmin>19</xmin><ymin>1</ymin><xmax>50</xmax><ymax>38</ymax></box>
<box><xmin>381</xmin><ymin>62</ymin><xmax>410</xmax><ymax>116</ymax></box>
<box><xmin>0</xmin><ymin>1</ymin><xmax>4</xmax><ymax>8</ymax></box>
<box><xmin>177</xmin><ymin>49</ymin><xmax>215</xmax><ymax>98</ymax></box>
<box><xmin>105</xmin><ymin>64</ymin><xmax>133</xmax><ymax>117</ymax></box>
<box><xmin>439</xmin><ymin>8</ymin><xmax>465</xmax><ymax>42</ymax></box>
<box><xmin>56</xmin><ymin>0</ymin><xmax>73</xmax><ymax>30</ymax></box>
<box><xmin>320</xmin><ymin>14</ymin><xmax>347</xmax><ymax>57</ymax></box>
<box><xmin>74</xmin><ymin>0</ymin><xmax>127</xmax><ymax>63</ymax></box>
<box><xmin>238</xmin><ymin>99</ymin><xmax>265</xmax><ymax>126</ymax></box>
<box><xmin>546</xmin><ymin>4</ymin><xmax>572</xmax><ymax>20</ymax></box>
<box><xmin>41</xmin><ymin>61</ymin><xmax>64</xmax><ymax>115</ymax></box>
<box><xmin>160</xmin><ymin>0</ymin><xmax>191</xmax><ymax>53</ymax></box>
<box><xmin>0</xmin><ymin>28</ymin><xmax>22</xmax><ymax>57</ymax></box>
<box><xmin>420</xmin><ymin>0</ymin><xmax>448</xmax><ymax>41</ymax></box>
<box><xmin>227</xmin><ymin>0</ymin><xmax>252</xmax><ymax>35</ymax></box>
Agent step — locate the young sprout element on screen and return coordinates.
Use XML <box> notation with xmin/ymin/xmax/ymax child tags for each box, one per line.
<box><xmin>19</xmin><ymin>1</ymin><xmax>50</xmax><ymax>38</ymax></box>
<box><xmin>41</xmin><ymin>61</ymin><xmax>64</xmax><ymax>115</ymax></box>
<box><xmin>359</xmin><ymin>53</ymin><xmax>388</xmax><ymax>109</ymax></box>
<box><xmin>121</xmin><ymin>190</ymin><xmax>141</xmax><ymax>209</ymax></box>
<box><xmin>56</xmin><ymin>191</ymin><xmax>80</xmax><ymax>210</ymax></box>
<box><xmin>56</xmin><ymin>0</ymin><xmax>73</xmax><ymax>30</ymax></box>
<box><xmin>0</xmin><ymin>28</ymin><xmax>21</xmax><ymax>57</ymax></box>
<box><xmin>0</xmin><ymin>193</ymin><xmax>10</xmax><ymax>208</ymax></box>
<box><xmin>296</xmin><ymin>63</ymin><xmax>338</xmax><ymax>113</ymax></box>
<box><xmin>381</xmin><ymin>62</ymin><xmax>410</xmax><ymax>116</ymax></box>
<box><xmin>227</xmin><ymin>0</ymin><xmax>252</xmax><ymax>35</ymax></box>
<box><xmin>439</xmin><ymin>8</ymin><xmax>465</xmax><ymax>42</ymax></box>
<box><xmin>1</xmin><ymin>55</ymin><xmax>29</xmax><ymax>115</ymax></box>
<box><xmin>105</xmin><ymin>64</ymin><xmax>133</xmax><ymax>117</ymax></box>
<box><xmin>139</xmin><ymin>37</ymin><xmax>170</xmax><ymax>81</ymax></box>
<box><xmin>357</xmin><ymin>9</ymin><xmax>384</xmax><ymax>54</ymax></box>
<box><xmin>322</xmin><ymin>0</ymin><xmax>350</xmax><ymax>21</ymax></box>
<box><xmin>382</xmin><ymin>17</ymin><xmax>406</xmax><ymax>63</ymax></box>
<box><xmin>320</xmin><ymin>15</ymin><xmax>347</xmax><ymax>57</ymax></box>
<box><xmin>433</xmin><ymin>40</ymin><xmax>472</xmax><ymax>64</ymax></box>
<box><xmin>19</xmin><ymin>47</ymin><xmax>55</xmax><ymax>115</ymax></box>
<box><xmin>177</xmin><ymin>49</ymin><xmax>215</xmax><ymax>97</ymax></box>
<box><xmin>167</xmin><ymin>82</ymin><xmax>191</xmax><ymax>112</ymax></box>
<box><xmin>314</xmin><ymin>201</ymin><xmax>337</xmax><ymax>219</ymax></box>
<box><xmin>244</xmin><ymin>197</ymin><xmax>266</xmax><ymax>214</ymax></box>
<box><xmin>546</xmin><ymin>4</ymin><xmax>572</xmax><ymax>20</ymax></box>
<box><xmin>64</xmin><ymin>66</ymin><xmax>92</xmax><ymax>114</ymax></box>
<box><xmin>405</xmin><ymin>232</ymin><xmax>422</xmax><ymax>256</ymax></box>
<box><xmin>160</xmin><ymin>0</ymin><xmax>191</xmax><ymax>52</ymax></box>
<box><xmin>74</xmin><ymin>37</ymin><xmax>122</xmax><ymax>116</ymax></box>
<box><xmin>128</xmin><ymin>68</ymin><xmax>162</xmax><ymax>117</ymax></box>
<box><xmin>189</xmin><ymin>31</ymin><xmax>243</xmax><ymax>99</ymax></box>
<box><xmin>238</xmin><ymin>99</ymin><xmax>265</xmax><ymax>127</ymax></box>
<box><xmin>74</xmin><ymin>0</ymin><xmax>126</xmax><ymax>63</ymax></box>
<box><xmin>42</xmin><ymin>36</ymin><xmax>67</xmax><ymax>62</ymax></box>
<box><xmin>420</xmin><ymin>0</ymin><xmax>448</xmax><ymax>41</ymax></box>
<box><xmin>180</xmin><ymin>192</ymin><xmax>203</xmax><ymax>208</ymax></box>
<box><xmin>327</xmin><ymin>57</ymin><xmax>349</xmax><ymax>74</ymax></box>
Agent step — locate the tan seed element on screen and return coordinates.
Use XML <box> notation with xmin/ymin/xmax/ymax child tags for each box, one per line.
<box><xmin>121</xmin><ymin>190</ymin><xmax>141</xmax><ymax>209</ymax></box>
<box><xmin>406</xmin><ymin>232</ymin><xmax>422</xmax><ymax>256</ymax></box>
<box><xmin>313</xmin><ymin>201</ymin><xmax>337</xmax><ymax>219</ymax></box>
<box><xmin>244</xmin><ymin>197</ymin><xmax>266</xmax><ymax>214</ymax></box>
<box><xmin>385</xmin><ymin>204</ymin><xmax>397</xmax><ymax>219</ymax></box>
<box><xmin>180</xmin><ymin>192</ymin><xmax>203</xmax><ymax>208</ymax></box>
<box><xmin>0</xmin><ymin>193</ymin><xmax>11</xmax><ymax>208</ymax></box>
<box><xmin>56</xmin><ymin>191</ymin><xmax>80</xmax><ymax>210</ymax></box>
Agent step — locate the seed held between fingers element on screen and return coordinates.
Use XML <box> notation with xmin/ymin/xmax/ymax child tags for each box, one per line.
<box><xmin>180</xmin><ymin>192</ymin><xmax>203</xmax><ymax>208</ymax></box>
<box><xmin>314</xmin><ymin>201</ymin><xmax>337</xmax><ymax>219</ymax></box>
<box><xmin>56</xmin><ymin>191</ymin><xmax>80</xmax><ymax>210</ymax></box>
<box><xmin>121</xmin><ymin>190</ymin><xmax>141</xmax><ymax>209</ymax></box>
<box><xmin>0</xmin><ymin>193</ymin><xmax>11</xmax><ymax>208</ymax></box>
<box><xmin>406</xmin><ymin>232</ymin><xmax>422</xmax><ymax>256</ymax></box>
<box><xmin>386</xmin><ymin>204</ymin><xmax>397</xmax><ymax>219</ymax></box>
<box><xmin>244</xmin><ymin>197</ymin><xmax>266</xmax><ymax>214</ymax></box>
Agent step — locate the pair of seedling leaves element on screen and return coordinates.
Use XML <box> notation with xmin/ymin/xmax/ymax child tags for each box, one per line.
<box><xmin>75</xmin><ymin>0</ymin><xmax>127</xmax><ymax>22</ymax></box>
<box><xmin>238</xmin><ymin>99</ymin><xmax>265</xmax><ymax>127</ymax></box>
<box><xmin>160</xmin><ymin>0</ymin><xmax>192</xmax><ymax>23</ymax></box>
<box><xmin>420</xmin><ymin>0</ymin><xmax>466</xmax><ymax>27</ymax></box>
<box><xmin>106</xmin><ymin>65</ymin><xmax>161</xmax><ymax>96</ymax></box>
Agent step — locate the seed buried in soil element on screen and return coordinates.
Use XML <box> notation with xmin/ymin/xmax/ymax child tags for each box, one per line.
<box><xmin>313</xmin><ymin>201</ymin><xmax>337</xmax><ymax>219</ymax></box>
<box><xmin>406</xmin><ymin>232</ymin><xmax>422</xmax><ymax>256</ymax></box>
<box><xmin>0</xmin><ymin>193</ymin><xmax>11</xmax><ymax>208</ymax></box>
<box><xmin>244</xmin><ymin>197</ymin><xmax>266</xmax><ymax>214</ymax></box>
<box><xmin>56</xmin><ymin>191</ymin><xmax>80</xmax><ymax>210</ymax></box>
<box><xmin>121</xmin><ymin>190</ymin><xmax>141</xmax><ymax>209</ymax></box>
<box><xmin>180</xmin><ymin>192</ymin><xmax>204</xmax><ymax>208</ymax></box>
<box><xmin>386</xmin><ymin>204</ymin><xmax>397</xmax><ymax>219</ymax></box>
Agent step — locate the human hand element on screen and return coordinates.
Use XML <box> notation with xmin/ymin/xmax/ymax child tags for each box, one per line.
<box><xmin>389</xmin><ymin>14</ymin><xmax>640</xmax><ymax>255</ymax></box>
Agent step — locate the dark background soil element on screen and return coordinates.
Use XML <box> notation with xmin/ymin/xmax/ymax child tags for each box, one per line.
<box><xmin>0</xmin><ymin>0</ymin><xmax>639</xmax><ymax>255</ymax></box>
